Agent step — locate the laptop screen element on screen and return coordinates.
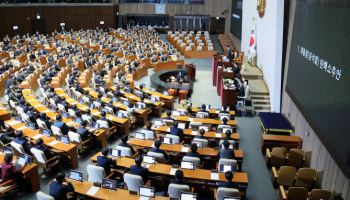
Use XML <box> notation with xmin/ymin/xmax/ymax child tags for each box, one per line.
<box><xmin>110</xmin><ymin>149</ymin><xmax>120</xmax><ymax>157</ymax></box>
<box><xmin>143</xmin><ymin>156</ymin><xmax>155</xmax><ymax>164</ymax></box>
<box><xmin>172</xmin><ymin>111</ymin><xmax>180</xmax><ymax>117</ymax></box>
<box><xmin>21</xmin><ymin>154</ymin><xmax>32</xmax><ymax>164</ymax></box>
<box><xmin>180</xmin><ymin>192</ymin><xmax>197</xmax><ymax>200</ymax></box>
<box><xmin>220</xmin><ymin>164</ymin><xmax>235</xmax><ymax>173</ymax></box>
<box><xmin>102</xmin><ymin>178</ymin><xmax>117</xmax><ymax>190</ymax></box>
<box><xmin>181</xmin><ymin>161</ymin><xmax>194</xmax><ymax>170</ymax></box>
<box><xmin>27</xmin><ymin>122</ymin><xmax>36</xmax><ymax>130</ymax></box>
<box><xmin>61</xmin><ymin>136</ymin><xmax>70</xmax><ymax>144</ymax></box>
<box><xmin>42</xmin><ymin>129</ymin><xmax>51</xmax><ymax>137</ymax></box>
<box><xmin>135</xmin><ymin>132</ymin><xmax>145</xmax><ymax>140</ymax></box>
<box><xmin>199</xmin><ymin>126</ymin><xmax>209</xmax><ymax>132</ymax></box>
<box><xmin>139</xmin><ymin>186</ymin><xmax>155</xmax><ymax>197</ymax></box>
<box><xmin>69</xmin><ymin>170</ymin><xmax>83</xmax><ymax>182</ymax></box>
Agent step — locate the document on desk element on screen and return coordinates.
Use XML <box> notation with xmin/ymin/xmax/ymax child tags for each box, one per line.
<box><xmin>188</xmin><ymin>118</ymin><xmax>194</xmax><ymax>122</ymax></box>
<box><xmin>166</xmin><ymin>128</ymin><xmax>170</xmax><ymax>132</ymax></box>
<box><xmin>181</xmin><ymin>146</ymin><xmax>189</xmax><ymax>152</ymax></box>
<box><xmin>191</xmin><ymin>131</ymin><xmax>198</xmax><ymax>135</ymax></box>
<box><xmin>6</xmin><ymin>121</ymin><xmax>21</xmax><ymax>126</ymax></box>
<box><xmin>215</xmin><ymin>133</ymin><xmax>222</xmax><ymax>138</ymax></box>
<box><xmin>86</xmin><ymin>186</ymin><xmax>100</xmax><ymax>196</ymax></box>
<box><xmin>33</xmin><ymin>134</ymin><xmax>43</xmax><ymax>140</ymax></box>
<box><xmin>211</xmin><ymin>172</ymin><xmax>219</xmax><ymax>180</ymax></box>
<box><xmin>48</xmin><ymin>140</ymin><xmax>59</xmax><ymax>146</ymax></box>
<box><xmin>169</xmin><ymin>168</ymin><xmax>177</xmax><ymax>175</ymax></box>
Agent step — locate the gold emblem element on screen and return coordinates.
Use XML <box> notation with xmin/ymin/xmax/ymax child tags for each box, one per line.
<box><xmin>257</xmin><ymin>0</ymin><xmax>266</xmax><ymax>18</ymax></box>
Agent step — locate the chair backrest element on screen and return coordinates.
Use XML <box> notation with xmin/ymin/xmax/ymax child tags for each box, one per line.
<box><xmin>147</xmin><ymin>151</ymin><xmax>165</xmax><ymax>164</ymax></box>
<box><xmin>57</xmin><ymin>103</ymin><xmax>66</xmax><ymax>113</ymax></box>
<box><xmin>68</xmin><ymin>109</ymin><xmax>77</xmax><ymax>118</ymax></box>
<box><xmin>309</xmin><ymin>189</ymin><xmax>332</xmax><ymax>200</ymax></box>
<box><xmin>123</xmin><ymin>173</ymin><xmax>144</xmax><ymax>193</ymax></box>
<box><xmin>218</xmin><ymin>113</ymin><xmax>230</xmax><ymax>119</ymax></box>
<box><xmin>192</xmin><ymin>138</ymin><xmax>209</xmax><ymax>148</ymax></box>
<box><xmin>216</xmin><ymin>187</ymin><xmax>240</xmax><ymax>200</ymax></box>
<box><xmin>163</xmin><ymin>119</ymin><xmax>175</xmax><ymax>126</ymax></box>
<box><xmin>286</xmin><ymin>187</ymin><xmax>308</xmax><ymax>200</ymax></box>
<box><xmin>165</xmin><ymin>134</ymin><xmax>180</xmax><ymax>144</ymax></box>
<box><xmin>36</xmin><ymin>119</ymin><xmax>48</xmax><ymax>129</ymax></box>
<box><xmin>295</xmin><ymin>168</ymin><xmax>316</xmax><ymax>189</ymax></box>
<box><xmin>93</xmin><ymin>101</ymin><xmax>101</xmax><ymax>109</ymax></box>
<box><xmin>31</xmin><ymin>148</ymin><xmax>48</xmax><ymax>166</ymax></box>
<box><xmin>68</xmin><ymin>131</ymin><xmax>82</xmax><ymax>144</ymax></box>
<box><xmin>82</xmin><ymin>114</ymin><xmax>92</xmax><ymax>124</ymax></box>
<box><xmin>10</xmin><ymin>141</ymin><xmax>25</xmax><ymax>154</ymax></box>
<box><xmin>49</xmin><ymin>98</ymin><xmax>57</xmax><ymax>108</ymax></box>
<box><xmin>182</xmin><ymin>156</ymin><xmax>201</xmax><ymax>169</ymax></box>
<box><xmin>168</xmin><ymin>183</ymin><xmax>190</xmax><ymax>199</ymax></box>
<box><xmin>51</xmin><ymin>125</ymin><xmax>63</xmax><ymax>137</ymax></box>
<box><xmin>278</xmin><ymin>166</ymin><xmax>297</xmax><ymax>187</ymax></box>
<box><xmin>115</xmin><ymin>146</ymin><xmax>132</xmax><ymax>157</ymax></box>
<box><xmin>271</xmin><ymin>147</ymin><xmax>288</xmax><ymax>167</ymax></box>
<box><xmin>287</xmin><ymin>149</ymin><xmax>305</xmax><ymax>168</ymax></box>
<box><xmin>87</xmin><ymin>164</ymin><xmax>106</xmax><ymax>183</ymax></box>
<box><xmin>20</xmin><ymin>113</ymin><xmax>30</xmax><ymax>123</ymax></box>
<box><xmin>96</xmin><ymin>120</ymin><xmax>109</xmax><ymax>129</ymax></box>
<box><xmin>140</xmin><ymin>130</ymin><xmax>155</xmax><ymax>140</ymax></box>
<box><xmin>217</xmin><ymin>159</ymin><xmax>238</xmax><ymax>172</ymax></box>
<box><xmin>196</xmin><ymin>111</ymin><xmax>209</xmax><ymax>118</ymax></box>
<box><xmin>36</xmin><ymin>191</ymin><xmax>55</xmax><ymax>200</ymax></box>
<box><xmin>189</xmin><ymin>121</ymin><xmax>203</xmax><ymax>129</ymax></box>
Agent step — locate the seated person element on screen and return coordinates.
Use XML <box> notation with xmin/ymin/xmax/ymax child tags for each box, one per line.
<box><xmin>170</xmin><ymin>169</ymin><xmax>189</xmax><ymax>187</ymax></box>
<box><xmin>219</xmin><ymin>140</ymin><xmax>235</xmax><ymax>159</ymax></box>
<box><xmin>185</xmin><ymin>144</ymin><xmax>202</xmax><ymax>161</ymax></box>
<box><xmin>49</xmin><ymin>173</ymin><xmax>75</xmax><ymax>200</ymax></box>
<box><xmin>76</xmin><ymin>121</ymin><xmax>90</xmax><ymax>141</ymax></box>
<box><xmin>143</xmin><ymin>122</ymin><xmax>157</xmax><ymax>139</ymax></box>
<box><xmin>118</xmin><ymin>135</ymin><xmax>136</xmax><ymax>155</ymax></box>
<box><xmin>194</xmin><ymin>128</ymin><xmax>206</xmax><ymax>139</ymax></box>
<box><xmin>39</xmin><ymin>113</ymin><xmax>51</xmax><ymax>129</ymax></box>
<box><xmin>97</xmin><ymin>147</ymin><xmax>116</xmax><ymax>176</ymax></box>
<box><xmin>34</xmin><ymin>138</ymin><xmax>56</xmax><ymax>160</ymax></box>
<box><xmin>149</xmin><ymin>140</ymin><xmax>169</xmax><ymax>161</ymax></box>
<box><xmin>0</xmin><ymin>127</ymin><xmax>15</xmax><ymax>144</ymax></box>
<box><xmin>1</xmin><ymin>153</ymin><xmax>23</xmax><ymax>184</ymax></box>
<box><xmin>169</xmin><ymin>122</ymin><xmax>183</xmax><ymax>137</ymax></box>
<box><xmin>218</xmin><ymin>171</ymin><xmax>237</xmax><ymax>189</ymax></box>
<box><xmin>54</xmin><ymin>115</ymin><xmax>69</xmax><ymax>135</ymax></box>
<box><xmin>162</xmin><ymin>111</ymin><xmax>175</xmax><ymax>122</ymax></box>
<box><xmin>219</xmin><ymin>105</ymin><xmax>229</xmax><ymax>114</ymax></box>
<box><xmin>100</xmin><ymin>111</ymin><xmax>112</xmax><ymax>127</ymax></box>
<box><xmin>130</xmin><ymin>156</ymin><xmax>149</xmax><ymax>182</ymax></box>
<box><xmin>199</xmin><ymin>104</ymin><xmax>209</xmax><ymax>113</ymax></box>
<box><xmin>13</xmin><ymin>131</ymin><xmax>32</xmax><ymax>155</ymax></box>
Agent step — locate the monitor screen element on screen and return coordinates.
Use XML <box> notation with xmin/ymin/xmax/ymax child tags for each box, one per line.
<box><xmin>139</xmin><ymin>186</ymin><xmax>155</xmax><ymax>197</ymax></box>
<box><xmin>135</xmin><ymin>132</ymin><xmax>145</xmax><ymax>140</ymax></box>
<box><xmin>220</xmin><ymin>164</ymin><xmax>235</xmax><ymax>173</ymax></box>
<box><xmin>69</xmin><ymin>170</ymin><xmax>83</xmax><ymax>182</ymax></box>
<box><xmin>110</xmin><ymin>149</ymin><xmax>120</xmax><ymax>157</ymax></box>
<box><xmin>102</xmin><ymin>178</ymin><xmax>117</xmax><ymax>190</ymax></box>
<box><xmin>180</xmin><ymin>192</ymin><xmax>197</xmax><ymax>200</ymax></box>
<box><xmin>181</xmin><ymin>161</ymin><xmax>194</xmax><ymax>170</ymax></box>
<box><xmin>42</xmin><ymin>129</ymin><xmax>52</xmax><ymax>137</ymax></box>
<box><xmin>27</xmin><ymin>122</ymin><xmax>36</xmax><ymax>130</ymax></box>
<box><xmin>60</xmin><ymin>136</ymin><xmax>70</xmax><ymax>144</ymax></box>
<box><xmin>143</xmin><ymin>156</ymin><xmax>155</xmax><ymax>164</ymax></box>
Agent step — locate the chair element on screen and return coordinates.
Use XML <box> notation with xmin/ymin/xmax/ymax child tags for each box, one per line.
<box><xmin>115</xmin><ymin>146</ymin><xmax>132</xmax><ymax>157</ymax></box>
<box><xmin>192</xmin><ymin>138</ymin><xmax>209</xmax><ymax>148</ymax></box>
<box><xmin>165</xmin><ymin>134</ymin><xmax>180</xmax><ymax>144</ymax></box>
<box><xmin>178</xmin><ymin>83</ymin><xmax>190</xmax><ymax>101</ymax></box>
<box><xmin>266</xmin><ymin>147</ymin><xmax>288</xmax><ymax>168</ymax></box>
<box><xmin>196</xmin><ymin>111</ymin><xmax>209</xmax><ymax>118</ymax></box>
<box><xmin>10</xmin><ymin>141</ymin><xmax>25</xmax><ymax>155</ymax></box>
<box><xmin>57</xmin><ymin>103</ymin><xmax>66</xmax><ymax>113</ymax></box>
<box><xmin>68</xmin><ymin>109</ymin><xmax>77</xmax><ymax>118</ymax></box>
<box><xmin>189</xmin><ymin>121</ymin><xmax>203</xmax><ymax>130</ymax></box>
<box><xmin>36</xmin><ymin>119</ymin><xmax>48</xmax><ymax>130</ymax></box>
<box><xmin>82</xmin><ymin>114</ymin><xmax>92</xmax><ymax>124</ymax></box>
<box><xmin>93</xmin><ymin>101</ymin><xmax>102</xmax><ymax>109</ymax></box>
<box><xmin>96</xmin><ymin>120</ymin><xmax>109</xmax><ymax>129</ymax></box>
<box><xmin>123</xmin><ymin>173</ymin><xmax>144</xmax><ymax>194</ymax></box>
<box><xmin>286</xmin><ymin>149</ymin><xmax>305</xmax><ymax>168</ymax></box>
<box><xmin>218</xmin><ymin>113</ymin><xmax>230</xmax><ymax>120</ymax></box>
<box><xmin>147</xmin><ymin>151</ymin><xmax>165</xmax><ymax>164</ymax></box>
<box><xmin>168</xmin><ymin>183</ymin><xmax>190</xmax><ymax>199</ymax></box>
<box><xmin>51</xmin><ymin>125</ymin><xmax>63</xmax><ymax>137</ymax></box>
<box><xmin>36</xmin><ymin>191</ymin><xmax>55</xmax><ymax>200</ymax></box>
<box><xmin>182</xmin><ymin>156</ymin><xmax>201</xmax><ymax>169</ymax></box>
<box><xmin>272</xmin><ymin>166</ymin><xmax>297</xmax><ymax>187</ymax></box>
<box><xmin>309</xmin><ymin>189</ymin><xmax>332</xmax><ymax>200</ymax></box>
<box><xmin>217</xmin><ymin>158</ymin><xmax>238</xmax><ymax>172</ymax></box>
<box><xmin>140</xmin><ymin>130</ymin><xmax>156</xmax><ymax>140</ymax></box>
<box><xmin>215</xmin><ymin>187</ymin><xmax>240</xmax><ymax>200</ymax></box>
<box><xmin>87</xmin><ymin>165</ymin><xmax>107</xmax><ymax>183</ymax></box>
<box><xmin>49</xmin><ymin>98</ymin><xmax>57</xmax><ymax>108</ymax></box>
<box><xmin>68</xmin><ymin>131</ymin><xmax>90</xmax><ymax>153</ymax></box>
<box><xmin>294</xmin><ymin>168</ymin><xmax>316</xmax><ymax>189</ymax></box>
<box><xmin>30</xmin><ymin>148</ymin><xmax>59</xmax><ymax>175</ymax></box>
<box><xmin>279</xmin><ymin>186</ymin><xmax>308</xmax><ymax>200</ymax></box>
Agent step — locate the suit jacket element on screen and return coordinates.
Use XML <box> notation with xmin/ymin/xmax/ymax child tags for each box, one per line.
<box><xmin>169</xmin><ymin>126</ymin><xmax>182</xmax><ymax>137</ymax></box>
<box><xmin>13</xmin><ymin>137</ymin><xmax>31</xmax><ymax>154</ymax></box>
<box><xmin>49</xmin><ymin>181</ymin><xmax>74</xmax><ymax>200</ymax></box>
<box><xmin>219</xmin><ymin>148</ymin><xmax>235</xmax><ymax>159</ymax></box>
<box><xmin>54</xmin><ymin>121</ymin><xmax>69</xmax><ymax>135</ymax></box>
<box><xmin>34</xmin><ymin>144</ymin><xmax>55</xmax><ymax>159</ymax></box>
<box><xmin>76</xmin><ymin>127</ymin><xmax>90</xmax><ymax>141</ymax></box>
<box><xmin>130</xmin><ymin>165</ymin><xmax>149</xmax><ymax>182</ymax></box>
<box><xmin>218</xmin><ymin>181</ymin><xmax>237</xmax><ymax>189</ymax></box>
<box><xmin>149</xmin><ymin>148</ymin><xmax>168</xmax><ymax>161</ymax></box>
<box><xmin>97</xmin><ymin>155</ymin><xmax>115</xmax><ymax>175</ymax></box>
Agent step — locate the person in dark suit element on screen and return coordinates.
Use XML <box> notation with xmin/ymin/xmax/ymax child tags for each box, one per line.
<box><xmin>39</xmin><ymin>113</ymin><xmax>51</xmax><ymax>129</ymax></box>
<box><xmin>0</xmin><ymin>127</ymin><xmax>15</xmax><ymax>144</ymax></box>
<box><xmin>149</xmin><ymin>140</ymin><xmax>169</xmax><ymax>161</ymax></box>
<box><xmin>170</xmin><ymin>169</ymin><xmax>189</xmax><ymax>187</ymax></box>
<box><xmin>222</xmin><ymin>117</ymin><xmax>229</xmax><ymax>125</ymax></box>
<box><xmin>162</xmin><ymin>111</ymin><xmax>175</xmax><ymax>122</ymax></box>
<box><xmin>219</xmin><ymin>140</ymin><xmax>234</xmax><ymax>159</ymax></box>
<box><xmin>118</xmin><ymin>135</ymin><xmax>136</xmax><ymax>155</ymax></box>
<box><xmin>97</xmin><ymin>147</ymin><xmax>116</xmax><ymax>176</ymax></box>
<box><xmin>185</xmin><ymin>144</ymin><xmax>202</xmax><ymax>161</ymax></box>
<box><xmin>13</xmin><ymin>131</ymin><xmax>32</xmax><ymax>155</ymax></box>
<box><xmin>76</xmin><ymin>121</ymin><xmax>90</xmax><ymax>141</ymax></box>
<box><xmin>49</xmin><ymin>173</ymin><xmax>75</xmax><ymax>200</ymax></box>
<box><xmin>194</xmin><ymin>129</ymin><xmax>205</xmax><ymax>139</ymax></box>
<box><xmin>54</xmin><ymin>115</ymin><xmax>69</xmax><ymax>135</ymax></box>
<box><xmin>130</xmin><ymin>156</ymin><xmax>149</xmax><ymax>182</ymax></box>
<box><xmin>169</xmin><ymin>122</ymin><xmax>183</xmax><ymax>137</ymax></box>
<box><xmin>218</xmin><ymin>171</ymin><xmax>237</xmax><ymax>189</ymax></box>
<box><xmin>199</xmin><ymin>104</ymin><xmax>209</xmax><ymax>114</ymax></box>
<box><xmin>219</xmin><ymin>106</ymin><xmax>229</xmax><ymax>114</ymax></box>
<box><xmin>34</xmin><ymin>138</ymin><xmax>56</xmax><ymax>160</ymax></box>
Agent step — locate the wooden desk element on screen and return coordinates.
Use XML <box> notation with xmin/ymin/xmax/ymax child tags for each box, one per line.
<box><xmin>69</xmin><ymin>179</ymin><xmax>168</xmax><ymax>200</ymax></box>
<box><xmin>191</xmin><ymin>107</ymin><xmax>235</xmax><ymax>117</ymax></box>
<box><xmin>175</xmin><ymin>116</ymin><xmax>237</xmax><ymax>127</ymax></box>
<box><xmin>262</xmin><ymin>134</ymin><xmax>302</xmax><ymax>153</ymax></box>
<box><xmin>127</xmin><ymin>139</ymin><xmax>243</xmax><ymax>160</ymax></box>
<box><xmin>0</xmin><ymin>105</ymin><xmax>11</xmax><ymax>121</ymax></box>
<box><xmin>5</xmin><ymin>120</ymin><xmax>79</xmax><ymax>169</ymax></box>
<box><xmin>91</xmin><ymin>156</ymin><xmax>248</xmax><ymax>185</ymax></box>
<box><xmin>135</xmin><ymin>86</ymin><xmax>175</xmax><ymax>110</ymax></box>
<box><xmin>154</xmin><ymin>60</ymin><xmax>185</xmax><ymax>72</ymax></box>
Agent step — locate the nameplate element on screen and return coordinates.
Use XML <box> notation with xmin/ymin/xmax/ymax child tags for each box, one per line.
<box><xmin>181</xmin><ymin>147</ymin><xmax>189</xmax><ymax>153</ymax></box>
<box><xmin>48</xmin><ymin>140</ymin><xmax>59</xmax><ymax>146</ymax></box>
<box><xmin>86</xmin><ymin>186</ymin><xmax>100</xmax><ymax>196</ymax></box>
<box><xmin>211</xmin><ymin>172</ymin><xmax>219</xmax><ymax>180</ymax></box>
<box><xmin>169</xmin><ymin>168</ymin><xmax>177</xmax><ymax>175</ymax></box>
<box><xmin>215</xmin><ymin>133</ymin><xmax>222</xmax><ymax>138</ymax></box>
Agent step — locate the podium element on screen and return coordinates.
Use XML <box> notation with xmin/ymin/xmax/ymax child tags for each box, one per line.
<box><xmin>220</xmin><ymin>79</ymin><xmax>237</xmax><ymax>110</ymax></box>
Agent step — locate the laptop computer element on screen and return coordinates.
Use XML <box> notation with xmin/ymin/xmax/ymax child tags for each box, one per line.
<box><xmin>143</xmin><ymin>155</ymin><xmax>155</xmax><ymax>164</ymax></box>
<box><xmin>14</xmin><ymin>154</ymin><xmax>32</xmax><ymax>170</ymax></box>
<box><xmin>178</xmin><ymin>123</ymin><xmax>186</xmax><ymax>130</ymax></box>
<box><xmin>160</xmin><ymin>136</ymin><xmax>172</xmax><ymax>145</ymax></box>
<box><xmin>180</xmin><ymin>192</ymin><xmax>197</xmax><ymax>200</ymax></box>
<box><xmin>109</xmin><ymin>148</ymin><xmax>121</xmax><ymax>157</ymax></box>
<box><xmin>60</xmin><ymin>135</ymin><xmax>70</xmax><ymax>144</ymax></box>
<box><xmin>139</xmin><ymin>186</ymin><xmax>155</xmax><ymax>199</ymax></box>
<box><xmin>27</xmin><ymin>122</ymin><xmax>36</xmax><ymax>130</ymax></box>
<box><xmin>69</xmin><ymin>170</ymin><xmax>83</xmax><ymax>182</ymax></box>
<box><xmin>42</xmin><ymin>129</ymin><xmax>52</xmax><ymax>137</ymax></box>
<box><xmin>135</xmin><ymin>132</ymin><xmax>145</xmax><ymax>140</ymax></box>
<box><xmin>180</xmin><ymin>161</ymin><xmax>194</xmax><ymax>170</ymax></box>
<box><xmin>220</xmin><ymin>164</ymin><xmax>235</xmax><ymax>173</ymax></box>
<box><xmin>102</xmin><ymin>178</ymin><xmax>117</xmax><ymax>190</ymax></box>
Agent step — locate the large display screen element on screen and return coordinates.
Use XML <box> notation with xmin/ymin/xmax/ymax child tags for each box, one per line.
<box><xmin>286</xmin><ymin>0</ymin><xmax>350</xmax><ymax>177</ymax></box>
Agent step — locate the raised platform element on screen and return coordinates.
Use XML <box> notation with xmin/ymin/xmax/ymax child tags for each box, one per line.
<box><xmin>184</xmin><ymin>50</ymin><xmax>217</xmax><ymax>59</ymax></box>
<box><xmin>150</xmin><ymin>69</ymin><xmax>194</xmax><ymax>93</ymax></box>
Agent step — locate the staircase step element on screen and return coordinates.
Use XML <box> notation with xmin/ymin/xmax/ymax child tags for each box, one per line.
<box><xmin>251</xmin><ymin>94</ymin><xmax>270</xmax><ymax>100</ymax></box>
<box><xmin>254</xmin><ymin>104</ymin><xmax>271</xmax><ymax>110</ymax></box>
<box><xmin>251</xmin><ymin>91</ymin><xmax>269</xmax><ymax>95</ymax></box>
<box><xmin>255</xmin><ymin>109</ymin><xmax>272</xmax><ymax>114</ymax></box>
<box><xmin>252</xmin><ymin>99</ymin><xmax>270</xmax><ymax>105</ymax></box>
